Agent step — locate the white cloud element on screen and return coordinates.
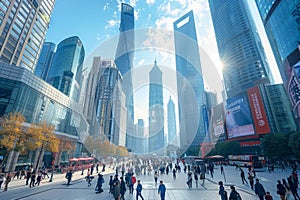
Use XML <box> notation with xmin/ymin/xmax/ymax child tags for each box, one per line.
<box><xmin>105</xmin><ymin>19</ymin><xmax>119</xmax><ymax>29</ymax></box>
<box><xmin>134</xmin><ymin>8</ymin><xmax>140</xmax><ymax>20</ymax></box>
<box><xmin>146</xmin><ymin>0</ymin><xmax>155</xmax><ymax>5</ymax></box>
<box><xmin>130</xmin><ymin>0</ymin><xmax>138</xmax><ymax>7</ymax></box>
<box><xmin>103</xmin><ymin>3</ymin><xmax>109</xmax><ymax>11</ymax></box>
<box><xmin>138</xmin><ymin>59</ymin><xmax>145</xmax><ymax>66</ymax></box>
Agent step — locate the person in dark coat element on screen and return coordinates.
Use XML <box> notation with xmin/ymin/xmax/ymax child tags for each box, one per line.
<box><xmin>109</xmin><ymin>175</ymin><xmax>114</xmax><ymax>193</ymax></box>
<box><xmin>65</xmin><ymin>170</ymin><xmax>72</xmax><ymax>186</ymax></box>
<box><xmin>219</xmin><ymin>181</ymin><xmax>227</xmax><ymax>200</ymax></box>
<box><xmin>96</xmin><ymin>174</ymin><xmax>104</xmax><ymax>194</ymax></box>
<box><xmin>136</xmin><ymin>180</ymin><xmax>144</xmax><ymax>200</ymax></box>
<box><xmin>25</xmin><ymin>169</ymin><xmax>31</xmax><ymax>185</ymax></box>
<box><xmin>29</xmin><ymin>171</ymin><xmax>36</xmax><ymax>188</ymax></box>
<box><xmin>288</xmin><ymin>176</ymin><xmax>300</xmax><ymax>199</ymax></box>
<box><xmin>254</xmin><ymin>179</ymin><xmax>266</xmax><ymax>200</ymax></box>
<box><xmin>120</xmin><ymin>177</ymin><xmax>126</xmax><ymax>200</ymax></box>
<box><xmin>240</xmin><ymin>169</ymin><xmax>248</xmax><ymax>184</ymax></box>
<box><xmin>276</xmin><ymin>180</ymin><xmax>286</xmax><ymax>200</ymax></box>
<box><xmin>112</xmin><ymin>176</ymin><xmax>121</xmax><ymax>200</ymax></box>
<box><xmin>229</xmin><ymin>186</ymin><xmax>241</xmax><ymax>200</ymax></box>
<box><xmin>158</xmin><ymin>180</ymin><xmax>166</xmax><ymax>200</ymax></box>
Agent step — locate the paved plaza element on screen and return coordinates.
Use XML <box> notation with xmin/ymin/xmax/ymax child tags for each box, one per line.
<box><xmin>0</xmin><ymin>165</ymin><xmax>298</xmax><ymax>200</ymax></box>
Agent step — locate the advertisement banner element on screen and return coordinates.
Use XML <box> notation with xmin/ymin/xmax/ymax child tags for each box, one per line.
<box><xmin>225</xmin><ymin>94</ymin><xmax>255</xmax><ymax>139</ymax></box>
<box><xmin>288</xmin><ymin>62</ymin><xmax>300</xmax><ymax>115</ymax></box>
<box><xmin>209</xmin><ymin>103</ymin><xmax>226</xmax><ymax>142</ymax></box>
<box><xmin>247</xmin><ymin>86</ymin><xmax>270</xmax><ymax>134</ymax></box>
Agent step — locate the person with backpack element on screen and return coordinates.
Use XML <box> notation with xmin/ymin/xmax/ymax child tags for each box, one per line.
<box><xmin>229</xmin><ymin>186</ymin><xmax>242</xmax><ymax>200</ymax></box>
<box><xmin>219</xmin><ymin>181</ymin><xmax>228</xmax><ymax>200</ymax></box>
<box><xmin>255</xmin><ymin>178</ymin><xmax>266</xmax><ymax>200</ymax></box>
<box><xmin>136</xmin><ymin>180</ymin><xmax>144</xmax><ymax>200</ymax></box>
<box><xmin>276</xmin><ymin>180</ymin><xmax>286</xmax><ymax>200</ymax></box>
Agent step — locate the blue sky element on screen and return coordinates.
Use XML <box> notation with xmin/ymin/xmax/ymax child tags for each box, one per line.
<box><xmin>45</xmin><ymin>0</ymin><xmax>281</xmax><ymax>129</ymax></box>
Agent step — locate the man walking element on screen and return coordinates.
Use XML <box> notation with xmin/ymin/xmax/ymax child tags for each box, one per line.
<box><xmin>66</xmin><ymin>170</ymin><xmax>72</xmax><ymax>186</ymax></box>
<box><xmin>136</xmin><ymin>180</ymin><xmax>144</xmax><ymax>200</ymax></box>
<box><xmin>254</xmin><ymin>179</ymin><xmax>266</xmax><ymax>200</ymax></box>
<box><xmin>120</xmin><ymin>177</ymin><xmax>126</xmax><ymax>200</ymax></box>
<box><xmin>240</xmin><ymin>169</ymin><xmax>248</xmax><ymax>184</ymax></box>
<box><xmin>3</xmin><ymin>172</ymin><xmax>12</xmax><ymax>192</ymax></box>
<box><xmin>158</xmin><ymin>180</ymin><xmax>166</xmax><ymax>200</ymax></box>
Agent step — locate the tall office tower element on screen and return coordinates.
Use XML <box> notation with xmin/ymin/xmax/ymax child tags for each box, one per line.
<box><xmin>135</xmin><ymin>119</ymin><xmax>147</xmax><ymax>154</ymax></box>
<box><xmin>174</xmin><ymin>11</ymin><xmax>206</xmax><ymax>151</ymax></box>
<box><xmin>95</xmin><ymin>65</ymin><xmax>123</xmax><ymax>145</ymax></box>
<box><xmin>208</xmin><ymin>0</ymin><xmax>273</xmax><ymax>98</ymax></box>
<box><xmin>82</xmin><ymin>57</ymin><xmax>116</xmax><ymax>136</ymax></box>
<box><xmin>34</xmin><ymin>42</ymin><xmax>55</xmax><ymax>80</ymax></box>
<box><xmin>255</xmin><ymin>0</ymin><xmax>300</xmax><ymax>122</ymax></box>
<box><xmin>167</xmin><ymin>97</ymin><xmax>177</xmax><ymax>146</ymax></box>
<box><xmin>148</xmin><ymin>60</ymin><xmax>164</xmax><ymax>153</ymax></box>
<box><xmin>0</xmin><ymin>0</ymin><xmax>55</xmax><ymax>72</ymax></box>
<box><xmin>115</xmin><ymin>3</ymin><xmax>135</xmax><ymax>149</ymax></box>
<box><xmin>47</xmin><ymin>36</ymin><xmax>85</xmax><ymax>102</ymax></box>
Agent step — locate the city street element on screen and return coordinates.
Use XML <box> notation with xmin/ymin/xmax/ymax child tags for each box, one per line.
<box><xmin>0</xmin><ymin>164</ymin><xmax>297</xmax><ymax>200</ymax></box>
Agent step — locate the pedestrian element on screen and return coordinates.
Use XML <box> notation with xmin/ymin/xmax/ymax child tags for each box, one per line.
<box><xmin>221</xmin><ymin>165</ymin><xmax>224</xmax><ymax>175</ymax></box>
<box><xmin>13</xmin><ymin>170</ymin><xmax>20</xmax><ymax>179</ymax></box>
<box><xmin>240</xmin><ymin>169</ymin><xmax>247</xmax><ymax>184</ymax></box>
<box><xmin>25</xmin><ymin>169</ymin><xmax>31</xmax><ymax>185</ymax></box>
<box><xmin>0</xmin><ymin>173</ymin><xmax>4</xmax><ymax>189</ymax></box>
<box><xmin>95</xmin><ymin>174</ymin><xmax>104</xmax><ymax>194</ymax></box>
<box><xmin>158</xmin><ymin>180</ymin><xmax>166</xmax><ymax>200</ymax></box>
<box><xmin>91</xmin><ymin>164</ymin><xmax>94</xmax><ymax>175</ymax></box>
<box><xmin>219</xmin><ymin>181</ymin><xmax>228</xmax><ymax>200</ymax></box>
<box><xmin>172</xmin><ymin>168</ymin><xmax>176</xmax><ymax>179</ymax></box>
<box><xmin>128</xmin><ymin>173</ymin><xmax>134</xmax><ymax>194</ymax></box>
<box><xmin>282</xmin><ymin>178</ymin><xmax>291</xmax><ymax>200</ymax></box>
<box><xmin>3</xmin><ymin>172</ymin><xmax>12</xmax><ymax>192</ymax></box>
<box><xmin>288</xmin><ymin>176</ymin><xmax>300</xmax><ymax>199</ymax></box>
<box><xmin>187</xmin><ymin>171</ymin><xmax>192</xmax><ymax>189</ymax></box>
<box><xmin>65</xmin><ymin>170</ymin><xmax>72</xmax><ymax>186</ymax></box>
<box><xmin>35</xmin><ymin>170</ymin><xmax>42</xmax><ymax>186</ymax></box>
<box><xmin>194</xmin><ymin>171</ymin><xmax>199</xmax><ymax>188</ymax></box>
<box><xmin>102</xmin><ymin>163</ymin><xmax>106</xmax><ymax>172</ymax></box>
<box><xmin>120</xmin><ymin>177</ymin><xmax>126</xmax><ymax>200</ymax></box>
<box><xmin>254</xmin><ymin>179</ymin><xmax>266</xmax><ymax>200</ymax></box>
<box><xmin>229</xmin><ymin>186</ymin><xmax>242</xmax><ymax>200</ymax></box>
<box><xmin>29</xmin><ymin>171</ymin><xmax>36</xmax><ymax>188</ymax></box>
<box><xmin>276</xmin><ymin>180</ymin><xmax>286</xmax><ymax>200</ymax></box>
<box><xmin>112</xmin><ymin>176</ymin><xmax>121</xmax><ymax>200</ymax></box>
<box><xmin>154</xmin><ymin>171</ymin><xmax>159</xmax><ymax>185</ymax></box>
<box><xmin>136</xmin><ymin>180</ymin><xmax>144</xmax><ymax>200</ymax></box>
<box><xmin>265</xmin><ymin>192</ymin><xmax>273</xmax><ymax>200</ymax></box>
<box><xmin>109</xmin><ymin>175</ymin><xmax>114</xmax><ymax>193</ymax></box>
<box><xmin>96</xmin><ymin>163</ymin><xmax>99</xmax><ymax>174</ymax></box>
<box><xmin>248</xmin><ymin>172</ymin><xmax>254</xmax><ymax>190</ymax></box>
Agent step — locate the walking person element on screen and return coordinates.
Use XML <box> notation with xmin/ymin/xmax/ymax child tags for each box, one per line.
<box><xmin>128</xmin><ymin>173</ymin><xmax>134</xmax><ymax>194</ymax></box>
<box><xmin>35</xmin><ymin>170</ymin><xmax>42</xmax><ymax>186</ymax></box>
<box><xmin>0</xmin><ymin>173</ymin><xmax>4</xmax><ymax>189</ymax></box>
<box><xmin>265</xmin><ymin>192</ymin><xmax>273</xmax><ymax>200</ymax></box>
<box><xmin>288</xmin><ymin>176</ymin><xmax>300</xmax><ymax>199</ymax></box>
<box><xmin>194</xmin><ymin>171</ymin><xmax>199</xmax><ymax>188</ymax></box>
<box><xmin>229</xmin><ymin>186</ymin><xmax>242</xmax><ymax>200</ymax></box>
<box><xmin>282</xmin><ymin>178</ymin><xmax>291</xmax><ymax>200</ymax></box>
<box><xmin>221</xmin><ymin>165</ymin><xmax>224</xmax><ymax>175</ymax></box>
<box><xmin>219</xmin><ymin>181</ymin><xmax>228</xmax><ymax>200</ymax></box>
<box><xmin>65</xmin><ymin>170</ymin><xmax>72</xmax><ymax>186</ymax></box>
<box><xmin>112</xmin><ymin>176</ymin><xmax>121</xmax><ymax>200</ymax></box>
<box><xmin>187</xmin><ymin>171</ymin><xmax>193</xmax><ymax>189</ymax></box>
<box><xmin>95</xmin><ymin>174</ymin><xmax>104</xmax><ymax>194</ymax></box>
<box><xmin>240</xmin><ymin>169</ymin><xmax>248</xmax><ymax>184</ymax></box>
<box><xmin>25</xmin><ymin>169</ymin><xmax>31</xmax><ymax>185</ymax></box>
<box><xmin>254</xmin><ymin>179</ymin><xmax>266</xmax><ymax>200</ymax></box>
<box><xmin>29</xmin><ymin>171</ymin><xmax>36</xmax><ymax>188</ymax></box>
<box><xmin>158</xmin><ymin>180</ymin><xmax>166</xmax><ymax>200</ymax></box>
<box><xmin>136</xmin><ymin>180</ymin><xmax>144</xmax><ymax>200</ymax></box>
<box><xmin>154</xmin><ymin>171</ymin><xmax>159</xmax><ymax>185</ymax></box>
<box><xmin>248</xmin><ymin>172</ymin><xmax>254</xmax><ymax>190</ymax></box>
<box><xmin>3</xmin><ymin>172</ymin><xmax>12</xmax><ymax>192</ymax></box>
<box><xmin>172</xmin><ymin>168</ymin><xmax>176</xmax><ymax>179</ymax></box>
<box><xmin>109</xmin><ymin>175</ymin><xmax>114</xmax><ymax>193</ymax></box>
<box><xmin>277</xmin><ymin>180</ymin><xmax>286</xmax><ymax>200</ymax></box>
<box><xmin>120</xmin><ymin>177</ymin><xmax>126</xmax><ymax>200</ymax></box>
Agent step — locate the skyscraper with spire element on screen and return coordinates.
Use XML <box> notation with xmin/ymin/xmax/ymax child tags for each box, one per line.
<box><xmin>115</xmin><ymin>3</ymin><xmax>135</xmax><ymax>150</ymax></box>
<box><xmin>148</xmin><ymin>60</ymin><xmax>165</xmax><ymax>153</ymax></box>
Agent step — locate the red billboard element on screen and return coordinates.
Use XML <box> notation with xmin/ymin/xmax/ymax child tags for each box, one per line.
<box><xmin>247</xmin><ymin>86</ymin><xmax>270</xmax><ymax>134</ymax></box>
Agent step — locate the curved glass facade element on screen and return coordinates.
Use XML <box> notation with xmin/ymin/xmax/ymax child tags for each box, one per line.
<box><xmin>47</xmin><ymin>36</ymin><xmax>85</xmax><ymax>102</ymax></box>
<box><xmin>0</xmin><ymin>62</ymin><xmax>88</xmax><ymax>140</ymax></box>
<box><xmin>209</xmin><ymin>0</ymin><xmax>273</xmax><ymax>97</ymax></box>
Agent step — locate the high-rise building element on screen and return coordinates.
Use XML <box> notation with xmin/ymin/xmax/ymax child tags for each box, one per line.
<box><xmin>135</xmin><ymin>119</ymin><xmax>147</xmax><ymax>154</ymax></box>
<box><xmin>95</xmin><ymin>65</ymin><xmax>123</xmax><ymax>145</ymax></box>
<box><xmin>174</xmin><ymin>11</ymin><xmax>206</xmax><ymax>150</ymax></box>
<box><xmin>82</xmin><ymin>57</ymin><xmax>116</xmax><ymax>136</ymax></box>
<box><xmin>47</xmin><ymin>36</ymin><xmax>85</xmax><ymax>102</ymax></box>
<box><xmin>0</xmin><ymin>0</ymin><xmax>55</xmax><ymax>72</ymax></box>
<box><xmin>148</xmin><ymin>60</ymin><xmax>164</xmax><ymax>153</ymax></box>
<box><xmin>34</xmin><ymin>42</ymin><xmax>56</xmax><ymax>80</ymax></box>
<box><xmin>115</xmin><ymin>3</ymin><xmax>135</xmax><ymax>149</ymax></box>
<box><xmin>167</xmin><ymin>97</ymin><xmax>177</xmax><ymax>146</ymax></box>
<box><xmin>255</xmin><ymin>0</ymin><xmax>300</xmax><ymax>122</ymax></box>
<box><xmin>208</xmin><ymin>0</ymin><xmax>273</xmax><ymax>98</ymax></box>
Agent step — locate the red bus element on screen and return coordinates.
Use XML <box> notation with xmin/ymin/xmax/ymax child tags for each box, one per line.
<box><xmin>228</xmin><ymin>155</ymin><xmax>264</xmax><ymax>168</ymax></box>
<box><xmin>69</xmin><ymin>157</ymin><xmax>95</xmax><ymax>171</ymax></box>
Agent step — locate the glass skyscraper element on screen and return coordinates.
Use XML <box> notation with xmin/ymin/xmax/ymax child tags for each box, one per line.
<box><xmin>47</xmin><ymin>36</ymin><xmax>85</xmax><ymax>102</ymax></box>
<box><xmin>255</xmin><ymin>0</ymin><xmax>300</xmax><ymax>121</ymax></box>
<box><xmin>0</xmin><ymin>0</ymin><xmax>55</xmax><ymax>72</ymax></box>
<box><xmin>34</xmin><ymin>42</ymin><xmax>56</xmax><ymax>80</ymax></box>
<box><xmin>148</xmin><ymin>60</ymin><xmax>164</xmax><ymax>153</ymax></box>
<box><xmin>209</xmin><ymin>0</ymin><xmax>273</xmax><ymax>98</ymax></box>
<box><xmin>115</xmin><ymin>3</ymin><xmax>135</xmax><ymax>149</ymax></box>
<box><xmin>174</xmin><ymin>11</ymin><xmax>206</xmax><ymax>150</ymax></box>
<box><xmin>167</xmin><ymin>96</ymin><xmax>177</xmax><ymax>146</ymax></box>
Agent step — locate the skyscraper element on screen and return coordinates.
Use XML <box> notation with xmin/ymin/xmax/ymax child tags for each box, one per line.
<box><xmin>148</xmin><ymin>60</ymin><xmax>164</xmax><ymax>153</ymax></box>
<box><xmin>174</xmin><ymin>11</ymin><xmax>206</xmax><ymax>150</ymax></box>
<box><xmin>47</xmin><ymin>36</ymin><xmax>85</xmax><ymax>102</ymax></box>
<box><xmin>208</xmin><ymin>0</ymin><xmax>273</xmax><ymax>98</ymax></box>
<box><xmin>34</xmin><ymin>42</ymin><xmax>56</xmax><ymax>80</ymax></box>
<box><xmin>115</xmin><ymin>3</ymin><xmax>135</xmax><ymax>149</ymax></box>
<box><xmin>255</xmin><ymin>0</ymin><xmax>300</xmax><ymax>122</ymax></box>
<box><xmin>167</xmin><ymin>96</ymin><xmax>177</xmax><ymax>146</ymax></box>
<box><xmin>0</xmin><ymin>0</ymin><xmax>55</xmax><ymax>72</ymax></box>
